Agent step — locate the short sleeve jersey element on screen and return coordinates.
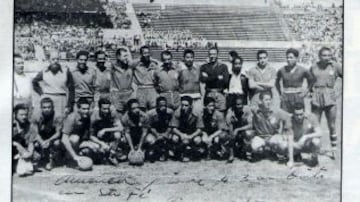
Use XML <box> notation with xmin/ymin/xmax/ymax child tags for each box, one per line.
<box><xmin>252</xmin><ymin>107</ymin><xmax>292</xmax><ymax>136</ymax></box>
<box><xmin>292</xmin><ymin>113</ymin><xmax>320</xmax><ymax>141</ymax></box>
<box><xmin>276</xmin><ymin>65</ymin><xmax>313</xmax><ymax>88</ymax></box>
<box><xmin>170</xmin><ymin>109</ymin><xmax>204</xmax><ymax>135</ymax></box>
<box><xmin>310</xmin><ymin>61</ymin><xmax>342</xmax><ymax>88</ymax></box>
<box><xmin>62</xmin><ymin>112</ymin><xmax>91</xmax><ymax>140</ymax></box>
<box><xmin>225</xmin><ymin>106</ymin><xmax>253</xmax><ymax>129</ymax></box>
<box><xmin>203</xmin><ymin>110</ymin><xmax>227</xmax><ymax>134</ymax></box>
<box><xmin>31</xmin><ymin>113</ymin><xmax>63</xmax><ymax>140</ymax></box>
<box><xmin>121</xmin><ymin>111</ymin><xmax>150</xmax><ymax>130</ymax></box>
<box><xmin>13</xmin><ymin>119</ymin><xmax>36</xmax><ymax>148</ymax></box>
<box><xmin>90</xmin><ymin>108</ymin><xmax>122</xmax><ymax>136</ymax></box>
<box><xmin>147</xmin><ymin>108</ymin><xmax>174</xmax><ymax>133</ymax></box>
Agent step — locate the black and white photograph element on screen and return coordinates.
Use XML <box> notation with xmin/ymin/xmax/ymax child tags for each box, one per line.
<box><xmin>11</xmin><ymin>0</ymin><xmax>344</xmax><ymax>201</ymax></box>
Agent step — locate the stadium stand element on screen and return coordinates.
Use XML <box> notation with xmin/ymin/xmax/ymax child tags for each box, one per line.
<box><xmin>133</xmin><ymin>4</ymin><xmax>289</xmax><ymax>41</ymax></box>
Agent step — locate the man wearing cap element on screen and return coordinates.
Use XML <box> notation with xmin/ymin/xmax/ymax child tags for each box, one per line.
<box><xmin>275</xmin><ymin>48</ymin><xmax>313</xmax><ymax>113</ymax></box>
<box><xmin>32</xmin><ymin>50</ymin><xmax>75</xmax><ymax>116</ymax></box>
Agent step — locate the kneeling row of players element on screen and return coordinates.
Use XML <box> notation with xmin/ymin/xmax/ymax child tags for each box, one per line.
<box><xmin>13</xmin><ymin>91</ymin><xmax>321</xmax><ymax>175</ymax></box>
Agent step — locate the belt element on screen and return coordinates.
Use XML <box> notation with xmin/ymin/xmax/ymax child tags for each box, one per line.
<box><xmin>137</xmin><ymin>85</ymin><xmax>155</xmax><ymax>89</ymax></box>
<box><xmin>206</xmin><ymin>88</ymin><xmax>224</xmax><ymax>93</ymax></box>
<box><xmin>283</xmin><ymin>87</ymin><xmax>302</xmax><ymax>93</ymax></box>
<box><xmin>44</xmin><ymin>93</ymin><xmax>67</xmax><ymax>96</ymax></box>
<box><xmin>181</xmin><ymin>93</ymin><xmax>201</xmax><ymax>99</ymax></box>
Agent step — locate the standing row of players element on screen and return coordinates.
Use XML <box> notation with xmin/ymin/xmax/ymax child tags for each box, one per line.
<box><xmin>13</xmin><ymin>46</ymin><xmax>342</xmax><ymax>175</ymax></box>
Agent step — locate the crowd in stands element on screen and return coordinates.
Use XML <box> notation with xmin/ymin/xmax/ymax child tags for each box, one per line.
<box><xmin>143</xmin><ymin>28</ymin><xmax>208</xmax><ymax>50</ymax></box>
<box><xmin>136</xmin><ymin>10</ymin><xmax>161</xmax><ymax>28</ymax></box>
<box><xmin>284</xmin><ymin>6</ymin><xmax>342</xmax><ymax>42</ymax></box>
<box><xmin>102</xmin><ymin>1</ymin><xmax>131</xmax><ymax>29</ymax></box>
<box><xmin>299</xmin><ymin>43</ymin><xmax>342</xmax><ymax>65</ymax></box>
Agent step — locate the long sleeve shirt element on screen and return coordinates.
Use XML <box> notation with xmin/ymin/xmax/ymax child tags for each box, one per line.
<box><xmin>200</xmin><ymin>62</ymin><xmax>229</xmax><ymax>90</ymax></box>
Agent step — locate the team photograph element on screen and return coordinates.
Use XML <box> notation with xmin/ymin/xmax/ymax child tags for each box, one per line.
<box><xmin>12</xmin><ymin>0</ymin><xmax>343</xmax><ymax>201</ymax></box>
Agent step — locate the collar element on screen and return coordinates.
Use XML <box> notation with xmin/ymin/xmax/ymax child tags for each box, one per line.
<box><xmin>45</xmin><ymin>65</ymin><xmax>63</xmax><ymax>73</ymax></box>
<box><xmin>256</xmin><ymin>64</ymin><xmax>269</xmax><ymax>72</ymax></box>
<box><xmin>317</xmin><ymin>61</ymin><xmax>333</xmax><ymax>69</ymax></box>
<box><xmin>160</xmin><ymin>64</ymin><xmax>176</xmax><ymax>71</ymax></box>
<box><xmin>284</xmin><ymin>64</ymin><xmax>298</xmax><ymax>73</ymax></box>
<box><xmin>256</xmin><ymin>107</ymin><xmax>274</xmax><ymax>115</ymax></box>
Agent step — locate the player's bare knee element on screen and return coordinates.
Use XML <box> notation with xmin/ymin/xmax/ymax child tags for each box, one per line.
<box><xmin>193</xmin><ymin>136</ymin><xmax>202</xmax><ymax>145</ymax></box>
<box><xmin>311</xmin><ymin>138</ymin><xmax>321</xmax><ymax>148</ymax></box>
<box><xmin>171</xmin><ymin>135</ymin><xmax>180</xmax><ymax>143</ymax></box>
<box><xmin>213</xmin><ymin>136</ymin><xmax>220</xmax><ymax>144</ymax></box>
<box><xmin>146</xmin><ymin>134</ymin><xmax>156</xmax><ymax>145</ymax></box>
<box><xmin>113</xmin><ymin>132</ymin><xmax>121</xmax><ymax>140</ymax></box>
<box><xmin>69</xmin><ymin>135</ymin><xmax>80</xmax><ymax>146</ymax></box>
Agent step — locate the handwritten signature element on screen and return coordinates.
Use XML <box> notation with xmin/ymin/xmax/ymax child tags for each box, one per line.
<box><xmin>54</xmin><ymin>175</ymin><xmax>140</xmax><ymax>186</ymax></box>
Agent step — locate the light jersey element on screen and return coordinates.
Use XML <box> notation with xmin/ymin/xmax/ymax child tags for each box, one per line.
<box><xmin>228</xmin><ymin>73</ymin><xmax>244</xmax><ymax>94</ymax></box>
<box><xmin>291</xmin><ymin>113</ymin><xmax>319</xmax><ymax>142</ymax></box>
<box><xmin>14</xmin><ymin>73</ymin><xmax>32</xmax><ymax>99</ymax></box>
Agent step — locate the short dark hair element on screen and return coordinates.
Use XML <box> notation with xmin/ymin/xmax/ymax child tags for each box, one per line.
<box><xmin>98</xmin><ymin>98</ymin><xmax>111</xmax><ymax>108</ymax></box>
<box><xmin>208</xmin><ymin>46</ymin><xmax>219</xmax><ymax>53</ymax></box>
<box><xmin>232</xmin><ymin>56</ymin><xmax>243</xmax><ymax>65</ymax></box>
<box><xmin>204</xmin><ymin>96</ymin><xmax>215</xmax><ymax>107</ymax></box>
<box><xmin>180</xmin><ymin>95</ymin><xmax>193</xmax><ymax>105</ymax></box>
<box><xmin>293</xmin><ymin>102</ymin><xmax>305</xmax><ymax>111</ymax></box>
<box><xmin>94</xmin><ymin>50</ymin><xmax>106</xmax><ymax>59</ymax></box>
<box><xmin>156</xmin><ymin>96</ymin><xmax>167</xmax><ymax>106</ymax></box>
<box><xmin>76</xmin><ymin>50</ymin><xmax>89</xmax><ymax>59</ymax></box>
<box><xmin>229</xmin><ymin>50</ymin><xmax>238</xmax><ymax>58</ymax></box>
<box><xmin>140</xmin><ymin>45</ymin><xmax>150</xmax><ymax>55</ymax></box>
<box><xmin>318</xmin><ymin>46</ymin><xmax>332</xmax><ymax>58</ymax></box>
<box><xmin>161</xmin><ymin>50</ymin><xmax>172</xmax><ymax>61</ymax></box>
<box><xmin>286</xmin><ymin>48</ymin><xmax>299</xmax><ymax>58</ymax></box>
<box><xmin>14</xmin><ymin>103</ymin><xmax>28</xmax><ymax>115</ymax></box>
<box><xmin>115</xmin><ymin>47</ymin><xmax>128</xmax><ymax>56</ymax></box>
<box><xmin>40</xmin><ymin>97</ymin><xmax>54</xmax><ymax>107</ymax></box>
<box><xmin>127</xmin><ymin>99</ymin><xmax>139</xmax><ymax>110</ymax></box>
<box><xmin>257</xmin><ymin>50</ymin><xmax>268</xmax><ymax>60</ymax></box>
<box><xmin>77</xmin><ymin>97</ymin><xmax>90</xmax><ymax>108</ymax></box>
<box><xmin>259</xmin><ymin>90</ymin><xmax>273</xmax><ymax>100</ymax></box>
<box><xmin>183</xmin><ymin>49</ymin><xmax>195</xmax><ymax>58</ymax></box>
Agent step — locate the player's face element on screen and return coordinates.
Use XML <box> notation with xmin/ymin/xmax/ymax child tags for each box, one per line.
<box><xmin>77</xmin><ymin>55</ymin><xmax>88</xmax><ymax>69</ymax></box>
<box><xmin>141</xmin><ymin>48</ymin><xmax>150</xmax><ymax>61</ymax></box>
<box><xmin>41</xmin><ymin>102</ymin><xmax>54</xmax><ymax>116</ymax></box>
<box><xmin>180</xmin><ymin>100</ymin><xmax>191</xmax><ymax>114</ymax></box>
<box><xmin>162</xmin><ymin>54</ymin><xmax>172</xmax><ymax>66</ymax></box>
<box><xmin>96</xmin><ymin>54</ymin><xmax>106</xmax><ymax>67</ymax></box>
<box><xmin>130</xmin><ymin>103</ymin><xmax>140</xmax><ymax>116</ymax></box>
<box><xmin>157</xmin><ymin>100</ymin><xmax>167</xmax><ymax>113</ymax></box>
<box><xmin>49</xmin><ymin>53</ymin><xmax>60</xmax><ymax>66</ymax></box>
<box><xmin>184</xmin><ymin>53</ymin><xmax>194</xmax><ymax>67</ymax></box>
<box><xmin>320</xmin><ymin>50</ymin><xmax>332</xmax><ymax>63</ymax></box>
<box><xmin>293</xmin><ymin>109</ymin><xmax>305</xmax><ymax>123</ymax></box>
<box><xmin>16</xmin><ymin>109</ymin><xmax>28</xmax><ymax>124</ymax></box>
<box><xmin>208</xmin><ymin>49</ymin><xmax>218</xmax><ymax>63</ymax></box>
<box><xmin>100</xmin><ymin>104</ymin><xmax>111</xmax><ymax>116</ymax></box>
<box><xmin>257</xmin><ymin>53</ymin><xmax>268</xmax><ymax>67</ymax></box>
<box><xmin>14</xmin><ymin>57</ymin><xmax>24</xmax><ymax>75</ymax></box>
<box><xmin>232</xmin><ymin>58</ymin><xmax>242</xmax><ymax>74</ymax></box>
<box><xmin>78</xmin><ymin>104</ymin><xmax>90</xmax><ymax>119</ymax></box>
<box><xmin>205</xmin><ymin>102</ymin><xmax>215</xmax><ymax>114</ymax></box>
<box><xmin>117</xmin><ymin>51</ymin><xmax>128</xmax><ymax>64</ymax></box>
<box><xmin>286</xmin><ymin>53</ymin><xmax>297</xmax><ymax>66</ymax></box>
<box><xmin>234</xmin><ymin>99</ymin><xmax>244</xmax><ymax>113</ymax></box>
<box><xmin>260</xmin><ymin>94</ymin><xmax>272</xmax><ymax>110</ymax></box>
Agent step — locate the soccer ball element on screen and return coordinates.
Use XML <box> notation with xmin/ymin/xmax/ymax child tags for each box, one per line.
<box><xmin>128</xmin><ymin>150</ymin><xmax>145</xmax><ymax>166</ymax></box>
<box><xmin>77</xmin><ymin>156</ymin><xmax>93</xmax><ymax>171</ymax></box>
